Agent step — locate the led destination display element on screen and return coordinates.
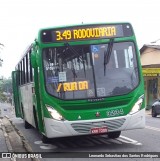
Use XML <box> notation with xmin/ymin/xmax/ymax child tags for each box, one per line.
<box><xmin>41</xmin><ymin>23</ymin><xmax>133</xmax><ymax>43</ymax></box>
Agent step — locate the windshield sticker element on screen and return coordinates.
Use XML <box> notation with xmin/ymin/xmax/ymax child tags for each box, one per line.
<box><xmin>45</xmin><ymin>63</ymin><xmax>54</xmax><ymax>71</ymax></box>
<box><xmin>94</xmin><ymin>53</ymin><xmax>99</xmax><ymax>59</ymax></box>
<box><xmin>47</xmin><ymin>77</ymin><xmax>59</xmax><ymax>83</ymax></box>
<box><xmin>91</xmin><ymin>45</ymin><xmax>99</xmax><ymax>53</ymax></box>
<box><xmin>97</xmin><ymin>88</ymin><xmax>106</xmax><ymax>97</ymax></box>
<box><xmin>58</xmin><ymin>72</ymin><xmax>67</xmax><ymax>82</ymax></box>
<box><xmin>87</xmin><ymin>89</ymin><xmax>94</xmax><ymax>97</ymax></box>
<box><xmin>57</xmin><ymin>81</ymin><xmax>89</xmax><ymax>92</ymax></box>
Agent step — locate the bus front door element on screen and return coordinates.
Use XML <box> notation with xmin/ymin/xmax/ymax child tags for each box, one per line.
<box><xmin>12</xmin><ymin>71</ymin><xmax>22</xmax><ymax>117</ymax></box>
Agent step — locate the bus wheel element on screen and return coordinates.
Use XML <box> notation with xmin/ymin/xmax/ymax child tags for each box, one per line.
<box><xmin>24</xmin><ymin>120</ymin><xmax>32</xmax><ymax>129</ymax></box>
<box><xmin>107</xmin><ymin>131</ymin><xmax>121</xmax><ymax>139</ymax></box>
<box><xmin>42</xmin><ymin>135</ymin><xmax>51</xmax><ymax>144</ymax></box>
<box><xmin>21</xmin><ymin>103</ymin><xmax>24</xmax><ymax>119</ymax></box>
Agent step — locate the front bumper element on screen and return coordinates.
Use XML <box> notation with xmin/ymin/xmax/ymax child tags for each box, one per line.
<box><xmin>44</xmin><ymin>108</ymin><xmax>145</xmax><ymax>138</ymax></box>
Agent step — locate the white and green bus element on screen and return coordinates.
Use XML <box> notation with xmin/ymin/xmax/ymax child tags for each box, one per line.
<box><xmin>12</xmin><ymin>22</ymin><xmax>145</xmax><ymax>143</ymax></box>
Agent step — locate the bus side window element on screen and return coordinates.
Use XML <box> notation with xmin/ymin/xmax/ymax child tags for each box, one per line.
<box><xmin>24</xmin><ymin>56</ymin><xmax>26</xmax><ymax>84</ymax></box>
<box><xmin>23</xmin><ymin>58</ymin><xmax>25</xmax><ymax>84</ymax></box>
<box><xmin>18</xmin><ymin>64</ymin><xmax>21</xmax><ymax>85</ymax></box>
<box><xmin>21</xmin><ymin>61</ymin><xmax>24</xmax><ymax>85</ymax></box>
<box><xmin>25</xmin><ymin>54</ymin><xmax>29</xmax><ymax>83</ymax></box>
<box><xmin>29</xmin><ymin>51</ymin><xmax>33</xmax><ymax>82</ymax></box>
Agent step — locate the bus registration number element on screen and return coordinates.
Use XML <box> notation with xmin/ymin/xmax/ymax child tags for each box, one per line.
<box><xmin>91</xmin><ymin>127</ymin><xmax>108</xmax><ymax>134</ymax></box>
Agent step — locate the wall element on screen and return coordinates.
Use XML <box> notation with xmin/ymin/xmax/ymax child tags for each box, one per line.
<box><xmin>141</xmin><ymin>48</ymin><xmax>160</xmax><ymax>66</ymax></box>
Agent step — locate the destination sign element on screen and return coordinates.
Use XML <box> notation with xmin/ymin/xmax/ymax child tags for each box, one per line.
<box><xmin>41</xmin><ymin>23</ymin><xmax>133</xmax><ymax>43</ymax></box>
<box><xmin>57</xmin><ymin>81</ymin><xmax>88</xmax><ymax>92</ymax></box>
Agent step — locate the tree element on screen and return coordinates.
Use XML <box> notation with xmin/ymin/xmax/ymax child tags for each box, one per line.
<box><xmin>0</xmin><ymin>43</ymin><xmax>6</xmax><ymax>102</ymax></box>
<box><xmin>1</xmin><ymin>78</ymin><xmax>12</xmax><ymax>93</ymax></box>
<box><xmin>0</xmin><ymin>78</ymin><xmax>12</xmax><ymax>102</ymax></box>
<box><xmin>0</xmin><ymin>92</ymin><xmax>7</xmax><ymax>102</ymax></box>
<box><xmin>0</xmin><ymin>43</ymin><xmax>4</xmax><ymax>67</ymax></box>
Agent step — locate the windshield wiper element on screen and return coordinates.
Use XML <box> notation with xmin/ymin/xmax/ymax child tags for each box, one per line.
<box><xmin>64</xmin><ymin>42</ymin><xmax>79</xmax><ymax>79</ymax></box>
<box><xmin>104</xmin><ymin>38</ymin><xmax>114</xmax><ymax>75</ymax></box>
<box><xmin>64</xmin><ymin>42</ymin><xmax>87</xmax><ymax>78</ymax></box>
<box><xmin>64</xmin><ymin>42</ymin><xmax>82</xmax><ymax>61</ymax></box>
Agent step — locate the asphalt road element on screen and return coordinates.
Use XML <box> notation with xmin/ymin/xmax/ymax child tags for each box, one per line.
<box><xmin>11</xmin><ymin>114</ymin><xmax>160</xmax><ymax>161</ymax></box>
<box><xmin>1</xmin><ymin>103</ymin><xmax>160</xmax><ymax>161</ymax></box>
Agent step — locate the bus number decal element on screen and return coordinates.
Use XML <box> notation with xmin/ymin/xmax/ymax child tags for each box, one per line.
<box><xmin>57</xmin><ymin>81</ymin><xmax>88</xmax><ymax>92</ymax></box>
<box><xmin>106</xmin><ymin>108</ymin><xmax>124</xmax><ymax>117</ymax></box>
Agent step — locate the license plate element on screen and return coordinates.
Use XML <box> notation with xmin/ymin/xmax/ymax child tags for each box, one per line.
<box><xmin>91</xmin><ymin>127</ymin><xmax>108</xmax><ymax>134</ymax></box>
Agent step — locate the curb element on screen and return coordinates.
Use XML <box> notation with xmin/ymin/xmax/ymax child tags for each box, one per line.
<box><xmin>10</xmin><ymin>121</ymin><xmax>37</xmax><ymax>154</ymax></box>
<box><xmin>1</xmin><ymin>124</ymin><xmax>13</xmax><ymax>152</ymax></box>
<box><xmin>1</xmin><ymin>116</ymin><xmax>41</xmax><ymax>161</ymax></box>
<box><xmin>0</xmin><ymin>118</ymin><xmax>15</xmax><ymax>161</ymax></box>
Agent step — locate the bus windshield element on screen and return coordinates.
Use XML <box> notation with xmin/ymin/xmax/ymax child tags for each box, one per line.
<box><xmin>43</xmin><ymin>42</ymin><xmax>139</xmax><ymax>100</ymax></box>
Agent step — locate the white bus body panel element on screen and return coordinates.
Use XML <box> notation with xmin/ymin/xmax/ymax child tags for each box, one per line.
<box><xmin>20</xmin><ymin>83</ymin><xmax>36</xmax><ymax>127</ymax></box>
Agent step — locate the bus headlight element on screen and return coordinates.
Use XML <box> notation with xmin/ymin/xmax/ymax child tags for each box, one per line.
<box><xmin>46</xmin><ymin>105</ymin><xmax>64</xmax><ymax>121</ymax></box>
<box><xmin>130</xmin><ymin>97</ymin><xmax>143</xmax><ymax>115</ymax></box>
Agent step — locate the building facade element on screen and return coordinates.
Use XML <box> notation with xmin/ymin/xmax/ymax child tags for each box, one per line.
<box><xmin>140</xmin><ymin>44</ymin><xmax>160</xmax><ymax>109</ymax></box>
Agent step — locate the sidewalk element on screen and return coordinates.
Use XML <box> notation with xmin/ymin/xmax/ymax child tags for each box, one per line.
<box><xmin>0</xmin><ymin>116</ymin><xmax>36</xmax><ymax>161</ymax></box>
<box><xmin>0</xmin><ymin>103</ymin><xmax>16</xmax><ymax>160</ymax></box>
<box><xmin>0</xmin><ymin>118</ymin><xmax>11</xmax><ymax>161</ymax></box>
<box><xmin>0</xmin><ymin>103</ymin><xmax>36</xmax><ymax>161</ymax></box>
<box><xmin>145</xmin><ymin>109</ymin><xmax>151</xmax><ymax>115</ymax></box>
<box><xmin>0</xmin><ymin>103</ymin><xmax>15</xmax><ymax>118</ymax></box>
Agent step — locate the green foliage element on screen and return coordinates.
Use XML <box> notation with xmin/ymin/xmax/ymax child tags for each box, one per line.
<box><xmin>0</xmin><ymin>92</ymin><xmax>7</xmax><ymax>102</ymax></box>
<box><xmin>0</xmin><ymin>77</ymin><xmax>12</xmax><ymax>102</ymax></box>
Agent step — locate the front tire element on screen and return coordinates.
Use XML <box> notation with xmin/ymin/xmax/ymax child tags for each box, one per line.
<box><xmin>108</xmin><ymin>131</ymin><xmax>121</xmax><ymax>139</ymax></box>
